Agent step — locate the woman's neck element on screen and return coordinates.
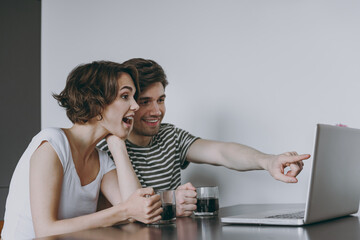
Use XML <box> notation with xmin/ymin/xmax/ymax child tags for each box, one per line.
<box><xmin>62</xmin><ymin>123</ymin><xmax>107</xmax><ymax>162</ymax></box>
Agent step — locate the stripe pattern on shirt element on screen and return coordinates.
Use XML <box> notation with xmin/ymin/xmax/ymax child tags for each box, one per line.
<box><xmin>97</xmin><ymin>123</ymin><xmax>199</xmax><ymax>190</ymax></box>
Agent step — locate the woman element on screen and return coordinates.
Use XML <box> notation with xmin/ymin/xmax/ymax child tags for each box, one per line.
<box><xmin>2</xmin><ymin>61</ymin><xmax>162</xmax><ymax>239</ymax></box>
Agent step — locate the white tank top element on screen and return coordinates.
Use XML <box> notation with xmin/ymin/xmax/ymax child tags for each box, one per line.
<box><xmin>2</xmin><ymin>128</ymin><xmax>116</xmax><ymax>239</ymax></box>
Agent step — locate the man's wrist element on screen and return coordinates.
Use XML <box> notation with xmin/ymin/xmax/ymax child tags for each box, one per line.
<box><xmin>258</xmin><ymin>153</ymin><xmax>274</xmax><ymax>171</ymax></box>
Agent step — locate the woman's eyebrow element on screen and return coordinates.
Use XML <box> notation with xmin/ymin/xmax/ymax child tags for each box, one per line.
<box><xmin>120</xmin><ymin>86</ymin><xmax>133</xmax><ymax>91</ymax></box>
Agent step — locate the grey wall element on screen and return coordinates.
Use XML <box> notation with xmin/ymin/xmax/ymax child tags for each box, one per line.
<box><xmin>0</xmin><ymin>0</ymin><xmax>41</xmax><ymax>219</ymax></box>
<box><xmin>42</xmin><ymin>0</ymin><xmax>360</xmax><ymax>207</ymax></box>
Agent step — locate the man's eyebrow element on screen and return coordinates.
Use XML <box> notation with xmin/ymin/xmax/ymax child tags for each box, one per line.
<box><xmin>138</xmin><ymin>94</ymin><xmax>166</xmax><ymax>100</ymax></box>
<box><xmin>138</xmin><ymin>96</ymin><xmax>151</xmax><ymax>101</ymax></box>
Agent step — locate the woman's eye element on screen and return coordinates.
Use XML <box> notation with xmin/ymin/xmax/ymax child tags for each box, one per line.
<box><xmin>121</xmin><ymin>94</ymin><xmax>129</xmax><ymax>100</ymax></box>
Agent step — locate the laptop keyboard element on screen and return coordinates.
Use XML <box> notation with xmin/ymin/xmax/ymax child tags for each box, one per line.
<box><xmin>265</xmin><ymin>211</ymin><xmax>305</xmax><ymax>219</ymax></box>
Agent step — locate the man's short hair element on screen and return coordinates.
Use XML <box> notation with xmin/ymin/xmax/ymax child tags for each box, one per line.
<box><xmin>123</xmin><ymin>58</ymin><xmax>168</xmax><ymax>92</ymax></box>
<box><xmin>53</xmin><ymin>60</ymin><xmax>139</xmax><ymax>124</ymax></box>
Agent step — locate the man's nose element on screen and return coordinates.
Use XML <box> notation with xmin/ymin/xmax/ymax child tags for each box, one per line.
<box><xmin>150</xmin><ymin>102</ymin><xmax>161</xmax><ymax>116</ymax></box>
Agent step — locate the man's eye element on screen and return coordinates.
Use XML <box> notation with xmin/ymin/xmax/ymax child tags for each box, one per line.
<box><xmin>140</xmin><ymin>101</ymin><xmax>149</xmax><ymax>105</ymax></box>
<box><xmin>158</xmin><ymin>98</ymin><xmax>165</xmax><ymax>103</ymax></box>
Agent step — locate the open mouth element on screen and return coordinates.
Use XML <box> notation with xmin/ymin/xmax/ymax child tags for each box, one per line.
<box><xmin>122</xmin><ymin>116</ymin><xmax>133</xmax><ymax>125</ymax></box>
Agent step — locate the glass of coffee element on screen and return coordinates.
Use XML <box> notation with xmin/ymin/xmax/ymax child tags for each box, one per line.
<box><xmin>194</xmin><ymin>186</ymin><xmax>219</xmax><ymax>216</ymax></box>
<box><xmin>156</xmin><ymin>190</ymin><xmax>176</xmax><ymax>224</ymax></box>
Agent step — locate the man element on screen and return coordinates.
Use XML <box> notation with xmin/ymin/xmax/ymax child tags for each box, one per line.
<box><xmin>97</xmin><ymin>58</ymin><xmax>310</xmax><ymax>217</ymax></box>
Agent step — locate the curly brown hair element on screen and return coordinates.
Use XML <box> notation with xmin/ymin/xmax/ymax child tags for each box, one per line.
<box><xmin>53</xmin><ymin>61</ymin><xmax>139</xmax><ymax>124</ymax></box>
<box><xmin>123</xmin><ymin>58</ymin><xmax>168</xmax><ymax>92</ymax></box>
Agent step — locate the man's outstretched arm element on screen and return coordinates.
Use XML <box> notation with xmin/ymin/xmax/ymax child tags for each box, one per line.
<box><xmin>186</xmin><ymin>139</ymin><xmax>310</xmax><ymax>183</ymax></box>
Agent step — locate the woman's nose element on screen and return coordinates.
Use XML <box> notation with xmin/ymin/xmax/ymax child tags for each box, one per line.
<box><xmin>131</xmin><ymin>99</ymin><xmax>140</xmax><ymax>111</ymax></box>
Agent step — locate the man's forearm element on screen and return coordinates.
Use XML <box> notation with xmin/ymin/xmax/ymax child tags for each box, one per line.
<box><xmin>218</xmin><ymin>142</ymin><xmax>272</xmax><ymax>171</ymax></box>
<box><xmin>187</xmin><ymin>139</ymin><xmax>309</xmax><ymax>183</ymax></box>
<box><xmin>187</xmin><ymin>139</ymin><xmax>272</xmax><ymax>171</ymax></box>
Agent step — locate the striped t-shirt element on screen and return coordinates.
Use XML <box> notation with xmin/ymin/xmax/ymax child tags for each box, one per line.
<box><xmin>97</xmin><ymin>123</ymin><xmax>199</xmax><ymax>190</ymax></box>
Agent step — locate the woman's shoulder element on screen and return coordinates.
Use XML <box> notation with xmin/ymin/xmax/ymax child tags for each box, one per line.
<box><xmin>38</xmin><ymin>127</ymin><xmax>64</xmax><ymax>135</ymax></box>
<box><xmin>34</xmin><ymin>127</ymin><xmax>67</xmax><ymax>142</ymax></box>
<box><xmin>32</xmin><ymin>128</ymin><xmax>70</xmax><ymax>163</ymax></box>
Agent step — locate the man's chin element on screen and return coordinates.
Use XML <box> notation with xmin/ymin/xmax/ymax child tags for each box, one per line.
<box><xmin>133</xmin><ymin>127</ymin><xmax>160</xmax><ymax>137</ymax></box>
<box><xmin>142</xmin><ymin>130</ymin><xmax>160</xmax><ymax>137</ymax></box>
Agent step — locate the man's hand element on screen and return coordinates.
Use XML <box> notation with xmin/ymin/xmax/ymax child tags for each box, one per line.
<box><xmin>266</xmin><ymin>152</ymin><xmax>310</xmax><ymax>183</ymax></box>
<box><xmin>175</xmin><ymin>182</ymin><xmax>197</xmax><ymax>217</ymax></box>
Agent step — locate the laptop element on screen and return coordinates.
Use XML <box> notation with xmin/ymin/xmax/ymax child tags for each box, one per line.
<box><xmin>221</xmin><ymin>124</ymin><xmax>360</xmax><ymax>226</ymax></box>
<box><xmin>221</xmin><ymin>216</ymin><xmax>360</xmax><ymax>239</ymax></box>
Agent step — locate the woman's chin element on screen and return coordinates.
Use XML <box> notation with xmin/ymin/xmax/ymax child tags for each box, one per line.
<box><xmin>116</xmin><ymin>129</ymin><xmax>131</xmax><ymax>140</ymax></box>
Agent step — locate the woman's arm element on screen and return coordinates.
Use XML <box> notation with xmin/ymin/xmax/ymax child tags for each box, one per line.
<box><xmin>101</xmin><ymin>135</ymin><xmax>141</xmax><ymax>204</ymax></box>
<box><xmin>30</xmin><ymin>141</ymin><xmax>162</xmax><ymax>238</ymax></box>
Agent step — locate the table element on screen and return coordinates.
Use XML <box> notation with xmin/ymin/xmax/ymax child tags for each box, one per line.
<box><xmin>36</xmin><ymin>204</ymin><xmax>360</xmax><ymax>240</ymax></box>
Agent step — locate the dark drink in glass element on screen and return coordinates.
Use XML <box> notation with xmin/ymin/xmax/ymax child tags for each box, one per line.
<box><xmin>161</xmin><ymin>203</ymin><xmax>176</xmax><ymax>221</ymax></box>
<box><xmin>194</xmin><ymin>186</ymin><xmax>219</xmax><ymax>216</ymax></box>
<box><xmin>149</xmin><ymin>189</ymin><xmax>176</xmax><ymax>224</ymax></box>
<box><xmin>196</xmin><ymin>197</ymin><xmax>219</xmax><ymax>214</ymax></box>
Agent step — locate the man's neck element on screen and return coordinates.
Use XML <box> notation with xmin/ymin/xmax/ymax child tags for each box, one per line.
<box><xmin>127</xmin><ymin>133</ymin><xmax>152</xmax><ymax>147</ymax></box>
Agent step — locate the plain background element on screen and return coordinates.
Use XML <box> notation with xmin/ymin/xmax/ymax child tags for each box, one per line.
<box><xmin>42</xmin><ymin>0</ymin><xmax>360</xmax><ymax>207</ymax></box>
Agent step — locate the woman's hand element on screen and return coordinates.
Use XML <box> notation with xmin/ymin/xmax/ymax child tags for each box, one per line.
<box><xmin>105</xmin><ymin>137</ymin><xmax>162</xmax><ymax>224</ymax></box>
<box><xmin>106</xmin><ymin>134</ymin><xmax>126</xmax><ymax>155</ymax></box>
<box><xmin>122</xmin><ymin>188</ymin><xmax>163</xmax><ymax>224</ymax></box>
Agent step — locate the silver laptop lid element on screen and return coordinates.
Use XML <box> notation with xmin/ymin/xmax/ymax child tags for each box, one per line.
<box><xmin>304</xmin><ymin>124</ymin><xmax>360</xmax><ymax>224</ymax></box>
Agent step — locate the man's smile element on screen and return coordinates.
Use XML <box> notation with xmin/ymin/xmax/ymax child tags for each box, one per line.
<box><xmin>142</xmin><ymin>118</ymin><xmax>161</xmax><ymax>126</ymax></box>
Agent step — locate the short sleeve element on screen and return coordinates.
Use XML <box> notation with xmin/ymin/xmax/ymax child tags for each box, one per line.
<box><xmin>98</xmin><ymin>150</ymin><xmax>116</xmax><ymax>175</ymax></box>
<box><xmin>96</xmin><ymin>138</ymin><xmax>113</xmax><ymax>159</ymax></box>
<box><xmin>34</xmin><ymin>128</ymin><xmax>71</xmax><ymax>172</ymax></box>
<box><xmin>175</xmin><ymin>127</ymin><xmax>200</xmax><ymax>169</ymax></box>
